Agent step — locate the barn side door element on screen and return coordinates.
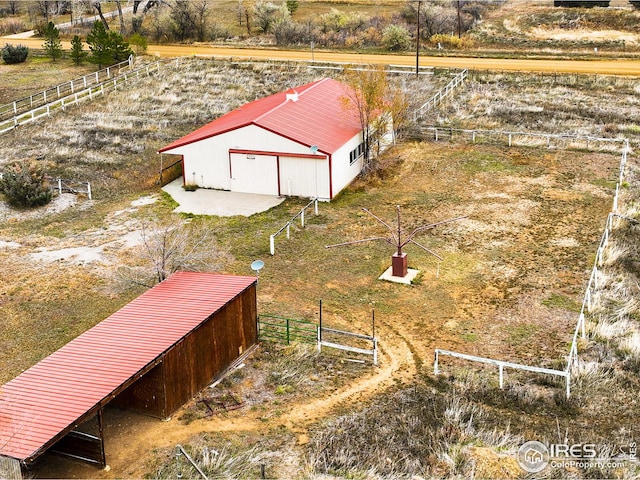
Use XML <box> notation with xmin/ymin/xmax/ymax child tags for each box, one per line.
<box><xmin>229</xmin><ymin>153</ymin><xmax>279</xmax><ymax>195</ymax></box>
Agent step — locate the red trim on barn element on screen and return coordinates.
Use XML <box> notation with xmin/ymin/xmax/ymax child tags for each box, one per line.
<box><xmin>228</xmin><ymin>148</ymin><xmax>323</xmax><ymax>160</ymax></box>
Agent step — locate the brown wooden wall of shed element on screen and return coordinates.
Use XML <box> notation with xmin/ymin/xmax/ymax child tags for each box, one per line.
<box><xmin>110</xmin><ymin>362</ymin><xmax>166</xmax><ymax>418</ymax></box>
<box><xmin>163</xmin><ymin>285</ymin><xmax>257</xmax><ymax>415</ymax></box>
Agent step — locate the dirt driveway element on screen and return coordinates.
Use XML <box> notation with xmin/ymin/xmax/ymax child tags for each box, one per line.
<box><xmin>3</xmin><ymin>36</ymin><xmax>640</xmax><ymax>75</ymax></box>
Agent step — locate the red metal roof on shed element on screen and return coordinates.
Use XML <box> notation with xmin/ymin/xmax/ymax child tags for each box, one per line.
<box><xmin>158</xmin><ymin>78</ymin><xmax>362</xmax><ymax>155</ymax></box>
<box><xmin>0</xmin><ymin>271</ymin><xmax>256</xmax><ymax>462</ymax></box>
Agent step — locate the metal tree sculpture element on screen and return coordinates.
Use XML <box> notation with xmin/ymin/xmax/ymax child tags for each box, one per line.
<box><xmin>326</xmin><ymin>205</ymin><xmax>465</xmax><ymax>277</ymax></box>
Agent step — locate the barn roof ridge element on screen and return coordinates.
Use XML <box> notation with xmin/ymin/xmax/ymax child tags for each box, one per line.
<box><xmin>159</xmin><ymin>77</ymin><xmax>361</xmax><ymax>155</ymax></box>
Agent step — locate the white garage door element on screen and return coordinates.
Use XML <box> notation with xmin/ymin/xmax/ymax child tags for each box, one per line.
<box><xmin>279</xmin><ymin>155</ymin><xmax>329</xmax><ymax>199</ymax></box>
<box><xmin>229</xmin><ymin>153</ymin><xmax>279</xmax><ymax>195</ymax></box>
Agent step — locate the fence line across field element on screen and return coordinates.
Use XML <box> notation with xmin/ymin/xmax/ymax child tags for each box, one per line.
<box><xmin>424</xmin><ymin>126</ymin><xmax>630</xmax><ymax>153</ymax></box>
<box><xmin>0</xmin><ymin>56</ymin><xmax>133</xmax><ymax>123</ymax></box>
<box><xmin>434</xmin><ymin>349</ymin><xmax>571</xmax><ymax>398</ymax></box>
<box><xmin>0</xmin><ymin>58</ymin><xmax>165</xmax><ymax>135</ymax></box>
<box><xmin>269</xmin><ymin>198</ymin><xmax>318</xmax><ymax>255</ymax></box>
<box><xmin>433</xmin><ymin>135</ymin><xmax>631</xmax><ymax>398</ymax></box>
<box><xmin>413</xmin><ymin>68</ymin><xmax>468</xmax><ymax>121</ymax></box>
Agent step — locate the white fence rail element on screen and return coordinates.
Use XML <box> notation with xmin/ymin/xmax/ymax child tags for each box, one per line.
<box><xmin>433</xmin><ymin>132</ymin><xmax>631</xmax><ymax>398</ymax></box>
<box><xmin>47</xmin><ymin>177</ymin><xmax>92</xmax><ymax>200</ymax></box>
<box><xmin>425</xmin><ymin>126</ymin><xmax>629</xmax><ymax>154</ymax></box>
<box><xmin>434</xmin><ymin>349</ymin><xmax>570</xmax><ymax>397</ymax></box>
<box><xmin>0</xmin><ymin>59</ymin><xmax>163</xmax><ymax>135</ymax></box>
<box><xmin>0</xmin><ymin>172</ymin><xmax>92</xmax><ymax>200</ymax></box>
<box><xmin>413</xmin><ymin>69</ymin><xmax>468</xmax><ymax>121</ymax></box>
<box><xmin>319</xmin><ymin>327</ymin><xmax>378</xmax><ymax>366</ymax></box>
<box><xmin>269</xmin><ymin>198</ymin><xmax>318</xmax><ymax>255</ymax></box>
<box><xmin>0</xmin><ymin>56</ymin><xmax>133</xmax><ymax>123</ymax></box>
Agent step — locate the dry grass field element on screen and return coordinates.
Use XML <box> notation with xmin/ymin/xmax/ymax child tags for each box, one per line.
<box><xmin>0</xmin><ymin>59</ymin><xmax>639</xmax><ymax>479</ymax></box>
<box><xmin>0</xmin><ymin>57</ymin><xmax>96</xmax><ymax>104</ymax></box>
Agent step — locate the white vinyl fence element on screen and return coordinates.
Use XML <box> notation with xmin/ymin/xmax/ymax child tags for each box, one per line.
<box><xmin>424</xmin><ymin>126</ymin><xmax>629</xmax><ymax>154</ymax></box>
<box><xmin>0</xmin><ymin>58</ymin><xmax>163</xmax><ymax>135</ymax></box>
<box><xmin>0</xmin><ymin>56</ymin><xmax>133</xmax><ymax>123</ymax></box>
<box><xmin>433</xmin><ymin>134</ymin><xmax>631</xmax><ymax>398</ymax></box>
<box><xmin>269</xmin><ymin>198</ymin><xmax>318</xmax><ymax>255</ymax></box>
<box><xmin>413</xmin><ymin>69</ymin><xmax>468</xmax><ymax>121</ymax></box>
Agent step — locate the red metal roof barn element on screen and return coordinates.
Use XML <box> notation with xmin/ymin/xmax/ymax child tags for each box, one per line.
<box><xmin>0</xmin><ymin>271</ymin><xmax>257</xmax><ymax>475</ymax></box>
<box><xmin>159</xmin><ymin>78</ymin><xmax>389</xmax><ymax>200</ymax></box>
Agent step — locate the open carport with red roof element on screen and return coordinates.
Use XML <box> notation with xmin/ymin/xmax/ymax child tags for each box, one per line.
<box><xmin>0</xmin><ymin>271</ymin><xmax>257</xmax><ymax>477</ymax></box>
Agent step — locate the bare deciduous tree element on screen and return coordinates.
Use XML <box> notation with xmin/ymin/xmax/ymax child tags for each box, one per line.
<box><xmin>340</xmin><ymin>65</ymin><xmax>389</xmax><ymax>170</ymax></box>
<box><xmin>117</xmin><ymin>218</ymin><xmax>228</xmax><ymax>288</ymax></box>
<box><xmin>114</xmin><ymin>0</ymin><xmax>125</xmax><ymax>34</ymax></box>
<box><xmin>92</xmin><ymin>1</ymin><xmax>110</xmax><ymax>30</ymax></box>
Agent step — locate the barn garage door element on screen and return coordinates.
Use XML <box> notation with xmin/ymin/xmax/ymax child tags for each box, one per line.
<box><xmin>230</xmin><ymin>153</ymin><xmax>278</xmax><ymax>195</ymax></box>
<box><xmin>279</xmin><ymin>155</ymin><xmax>329</xmax><ymax>199</ymax></box>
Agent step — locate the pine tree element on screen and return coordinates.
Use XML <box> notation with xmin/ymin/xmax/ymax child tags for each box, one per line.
<box><xmin>42</xmin><ymin>21</ymin><xmax>63</xmax><ymax>62</ymax></box>
<box><xmin>108</xmin><ymin>31</ymin><xmax>133</xmax><ymax>62</ymax></box>
<box><xmin>86</xmin><ymin>21</ymin><xmax>112</xmax><ymax>69</ymax></box>
<box><xmin>286</xmin><ymin>0</ymin><xmax>299</xmax><ymax>15</ymax></box>
<box><xmin>70</xmin><ymin>35</ymin><xmax>87</xmax><ymax>65</ymax></box>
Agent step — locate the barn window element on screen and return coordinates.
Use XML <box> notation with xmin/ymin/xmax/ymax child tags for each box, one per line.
<box><xmin>349</xmin><ymin>141</ymin><xmax>365</xmax><ymax>165</ymax></box>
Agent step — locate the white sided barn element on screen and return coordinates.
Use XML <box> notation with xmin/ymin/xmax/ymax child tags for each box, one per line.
<box><xmin>159</xmin><ymin>78</ymin><xmax>374</xmax><ymax>201</ymax></box>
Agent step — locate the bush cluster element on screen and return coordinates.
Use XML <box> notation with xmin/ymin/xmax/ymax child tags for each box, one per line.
<box><xmin>1</xmin><ymin>44</ymin><xmax>29</xmax><ymax>64</ymax></box>
<box><xmin>0</xmin><ymin>162</ymin><xmax>52</xmax><ymax>208</ymax></box>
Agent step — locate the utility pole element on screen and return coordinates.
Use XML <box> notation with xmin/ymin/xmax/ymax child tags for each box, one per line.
<box><xmin>416</xmin><ymin>0</ymin><xmax>422</xmax><ymax>76</ymax></box>
<box><xmin>457</xmin><ymin>0</ymin><xmax>462</xmax><ymax>38</ymax></box>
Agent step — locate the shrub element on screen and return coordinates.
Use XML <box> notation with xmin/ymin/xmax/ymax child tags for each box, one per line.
<box><xmin>429</xmin><ymin>33</ymin><xmax>472</xmax><ymax>48</ymax></box>
<box><xmin>273</xmin><ymin>19</ymin><xmax>310</xmax><ymax>45</ymax></box>
<box><xmin>128</xmin><ymin>33</ymin><xmax>148</xmax><ymax>55</ymax></box>
<box><xmin>0</xmin><ymin>162</ymin><xmax>52</xmax><ymax>208</ymax></box>
<box><xmin>382</xmin><ymin>24</ymin><xmax>411</xmax><ymax>51</ymax></box>
<box><xmin>1</xmin><ymin>43</ymin><xmax>29</xmax><ymax>64</ymax></box>
<box><xmin>0</xmin><ymin>17</ymin><xmax>27</xmax><ymax>36</ymax></box>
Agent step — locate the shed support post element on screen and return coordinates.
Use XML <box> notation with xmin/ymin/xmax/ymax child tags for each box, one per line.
<box><xmin>97</xmin><ymin>409</ymin><xmax>106</xmax><ymax>469</ymax></box>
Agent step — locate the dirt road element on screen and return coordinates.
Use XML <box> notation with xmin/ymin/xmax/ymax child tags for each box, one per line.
<box><xmin>3</xmin><ymin>37</ymin><xmax>640</xmax><ymax>75</ymax></box>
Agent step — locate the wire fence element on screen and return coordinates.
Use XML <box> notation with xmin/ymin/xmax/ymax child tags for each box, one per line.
<box><xmin>269</xmin><ymin>198</ymin><xmax>319</xmax><ymax>255</ymax></box>
<box><xmin>433</xmin><ymin>132</ymin><xmax>631</xmax><ymax>398</ymax></box>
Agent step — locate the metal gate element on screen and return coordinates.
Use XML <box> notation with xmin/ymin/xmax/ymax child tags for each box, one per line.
<box><xmin>258</xmin><ymin>315</ymin><xmax>318</xmax><ymax>345</ymax></box>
